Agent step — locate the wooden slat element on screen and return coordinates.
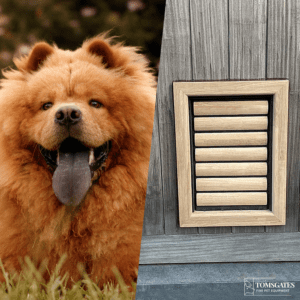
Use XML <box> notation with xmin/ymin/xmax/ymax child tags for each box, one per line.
<box><xmin>195</xmin><ymin>162</ymin><xmax>267</xmax><ymax>176</ymax></box>
<box><xmin>196</xmin><ymin>192</ymin><xmax>267</xmax><ymax>206</ymax></box>
<box><xmin>196</xmin><ymin>177</ymin><xmax>267</xmax><ymax>191</ymax></box>
<box><xmin>195</xmin><ymin>147</ymin><xmax>267</xmax><ymax>161</ymax></box>
<box><xmin>194</xmin><ymin>116</ymin><xmax>268</xmax><ymax>131</ymax></box>
<box><xmin>194</xmin><ymin>101</ymin><xmax>268</xmax><ymax>116</ymax></box>
<box><xmin>195</xmin><ymin>132</ymin><xmax>267</xmax><ymax>147</ymax></box>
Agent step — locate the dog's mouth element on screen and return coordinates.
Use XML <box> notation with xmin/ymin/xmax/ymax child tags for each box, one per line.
<box><xmin>39</xmin><ymin>137</ymin><xmax>111</xmax><ymax>207</ymax></box>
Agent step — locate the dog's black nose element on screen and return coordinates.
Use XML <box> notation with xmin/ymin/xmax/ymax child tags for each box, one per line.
<box><xmin>55</xmin><ymin>106</ymin><xmax>82</xmax><ymax>125</ymax></box>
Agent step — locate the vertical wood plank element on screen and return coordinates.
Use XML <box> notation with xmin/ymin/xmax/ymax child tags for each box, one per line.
<box><xmin>158</xmin><ymin>0</ymin><xmax>197</xmax><ymax>235</ymax></box>
<box><xmin>284</xmin><ymin>1</ymin><xmax>300</xmax><ymax>233</ymax></box>
<box><xmin>190</xmin><ymin>0</ymin><xmax>230</xmax><ymax>234</ymax></box>
<box><xmin>229</xmin><ymin>0</ymin><xmax>268</xmax><ymax>233</ymax></box>
<box><xmin>229</xmin><ymin>0</ymin><xmax>267</xmax><ymax>80</ymax></box>
<box><xmin>143</xmin><ymin>102</ymin><xmax>164</xmax><ymax>235</ymax></box>
<box><xmin>266</xmin><ymin>0</ymin><xmax>300</xmax><ymax>233</ymax></box>
<box><xmin>266</xmin><ymin>0</ymin><xmax>290</xmax><ymax>78</ymax></box>
<box><xmin>190</xmin><ymin>0</ymin><xmax>229</xmax><ymax>80</ymax></box>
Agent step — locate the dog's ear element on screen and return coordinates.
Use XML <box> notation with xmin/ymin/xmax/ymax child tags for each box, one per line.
<box><xmin>87</xmin><ymin>39</ymin><xmax>115</xmax><ymax>69</ymax></box>
<box><xmin>14</xmin><ymin>42</ymin><xmax>54</xmax><ymax>72</ymax></box>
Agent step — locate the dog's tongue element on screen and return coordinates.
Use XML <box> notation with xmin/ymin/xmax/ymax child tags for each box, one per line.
<box><xmin>52</xmin><ymin>150</ymin><xmax>91</xmax><ymax>206</ymax></box>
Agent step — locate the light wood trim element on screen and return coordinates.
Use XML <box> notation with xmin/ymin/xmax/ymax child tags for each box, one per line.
<box><xmin>174</xmin><ymin>80</ymin><xmax>288</xmax><ymax>97</ymax></box>
<box><xmin>194</xmin><ymin>101</ymin><xmax>268</xmax><ymax>115</ymax></box>
<box><xmin>195</xmin><ymin>162</ymin><xmax>267</xmax><ymax>176</ymax></box>
<box><xmin>188</xmin><ymin>210</ymin><xmax>283</xmax><ymax>227</ymax></box>
<box><xmin>196</xmin><ymin>177</ymin><xmax>267</xmax><ymax>191</ymax></box>
<box><xmin>195</xmin><ymin>132</ymin><xmax>267</xmax><ymax>146</ymax></box>
<box><xmin>271</xmin><ymin>81</ymin><xmax>289</xmax><ymax>224</ymax></box>
<box><xmin>195</xmin><ymin>147</ymin><xmax>267</xmax><ymax>161</ymax></box>
<box><xmin>196</xmin><ymin>192</ymin><xmax>267</xmax><ymax>206</ymax></box>
<box><xmin>194</xmin><ymin>116</ymin><xmax>268</xmax><ymax>131</ymax></box>
<box><xmin>173</xmin><ymin>88</ymin><xmax>193</xmax><ymax>223</ymax></box>
<box><xmin>173</xmin><ymin>80</ymin><xmax>288</xmax><ymax>227</ymax></box>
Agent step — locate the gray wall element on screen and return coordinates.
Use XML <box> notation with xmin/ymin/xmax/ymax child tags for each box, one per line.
<box><xmin>140</xmin><ymin>0</ymin><xmax>300</xmax><ymax>265</ymax></box>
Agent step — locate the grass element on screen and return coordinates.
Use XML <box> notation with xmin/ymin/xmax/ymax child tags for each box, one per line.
<box><xmin>0</xmin><ymin>255</ymin><xmax>136</xmax><ymax>300</ymax></box>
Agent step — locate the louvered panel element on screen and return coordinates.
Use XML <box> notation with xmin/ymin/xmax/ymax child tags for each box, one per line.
<box><xmin>173</xmin><ymin>81</ymin><xmax>288</xmax><ymax>227</ymax></box>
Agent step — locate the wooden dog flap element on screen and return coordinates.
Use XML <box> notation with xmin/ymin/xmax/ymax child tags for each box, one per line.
<box><xmin>173</xmin><ymin>81</ymin><xmax>288</xmax><ymax>227</ymax></box>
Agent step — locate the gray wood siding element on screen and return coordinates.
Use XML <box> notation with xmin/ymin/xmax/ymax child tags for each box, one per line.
<box><xmin>141</xmin><ymin>0</ymin><xmax>300</xmax><ymax>263</ymax></box>
<box><xmin>140</xmin><ymin>232</ymin><xmax>300</xmax><ymax>264</ymax></box>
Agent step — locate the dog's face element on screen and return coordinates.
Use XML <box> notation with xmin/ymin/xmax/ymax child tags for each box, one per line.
<box><xmin>29</xmin><ymin>67</ymin><xmax>117</xmax><ymax>151</ymax></box>
<box><xmin>27</xmin><ymin>63</ymin><xmax>119</xmax><ymax>207</ymax></box>
<box><xmin>1</xmin><ymin>37</ymin><xmax>154</xmax><ymax>207</ymax></box>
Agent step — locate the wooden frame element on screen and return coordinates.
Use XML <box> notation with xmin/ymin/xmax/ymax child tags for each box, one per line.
<box><xmin>173</xmin><ymin>81</ymin><xmax>289</xmax><ymax>227</ymax></box>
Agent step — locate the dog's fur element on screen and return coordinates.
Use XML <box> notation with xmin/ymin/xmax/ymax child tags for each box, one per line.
<box><xmin>0</xmin><ymin>34</ymin><xmax>155</xmax><ymax>286</ymax></box>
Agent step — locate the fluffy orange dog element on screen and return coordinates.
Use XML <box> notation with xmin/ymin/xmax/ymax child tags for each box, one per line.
<box><xmin>0</xmin><ymin>35</ymin><xmax>155</xmax><ymax>287</ymax></box>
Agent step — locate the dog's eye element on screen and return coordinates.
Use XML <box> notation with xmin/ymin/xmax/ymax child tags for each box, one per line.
<box><xmin>41</xmin><ymin>102</ymin><xmax>53</xmax><ymax>110</ymax></box>
<box><xmin>89</xmin><ymin>100</ymin><xmax>102</xmax><ymax>108</ymax></box>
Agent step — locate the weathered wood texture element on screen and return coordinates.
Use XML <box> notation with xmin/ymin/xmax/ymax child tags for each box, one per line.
<box><xmin>142</xmin><ymin>103</ymin><xmax>164</xmax><ymax>235</ymax></box>
<box><xmin>229</xmin><ymin>0</ymin><xmax>267</xmax><ymax>80</ymax></box>
<box><xmin>266</xmin><ymin>0</ymin><xmax>300</xmax><ymax>233</ymax></box>
<box><xmin>154</xmin><ymin>0</ymin><xmax>197</xmax><ymax>235</ymax></box>
<box><xmin>141</xmin><ymin>0</ymin><xmax>300</xmax><ymax>259</ymax></box>
<box><xmin>139</xmin><ymin>233</ymin><xmax>300</xmax><ymax>264</ymax></box>
<box><xmin>190</xmin><ymin>0</ymin><xmax>229</xmax><ymax>80</ymax></box>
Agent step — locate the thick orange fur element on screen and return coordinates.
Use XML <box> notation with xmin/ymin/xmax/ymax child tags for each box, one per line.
<box><xmin>0</xmin><ymin>34</ymin><xmax>156</xmax><ymax>287</ymax></box>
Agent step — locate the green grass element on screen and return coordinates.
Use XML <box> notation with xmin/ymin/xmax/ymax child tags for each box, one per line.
<box><xmin>0</xmin><ymin>255</ymin><xmax>136</xmax><ymax>300</ymax></box>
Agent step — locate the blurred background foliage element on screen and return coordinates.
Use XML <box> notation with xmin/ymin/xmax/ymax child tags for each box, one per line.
<box><xmin>0</xmin><ymin>0</ymin><xmax>165</xmax><ymax>76</ymax></box>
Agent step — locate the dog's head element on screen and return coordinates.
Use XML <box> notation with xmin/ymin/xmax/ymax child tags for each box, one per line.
<box><xmin>0</xmin><ymin>35</ymin><xmax>156</xmax><ymax>207</ymax></box>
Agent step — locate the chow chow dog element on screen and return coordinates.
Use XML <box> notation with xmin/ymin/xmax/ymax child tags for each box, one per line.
<box><xmin>0</xmin><ymin>34</ymin><xmax>156</xmax><ymax>287</ymax></box>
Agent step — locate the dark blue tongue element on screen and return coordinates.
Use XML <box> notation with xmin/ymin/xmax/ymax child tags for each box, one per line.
<box><xmin>52</xmin><ymin>140</ymin><xmax>91</xmax><ymax>206</ymax></box>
